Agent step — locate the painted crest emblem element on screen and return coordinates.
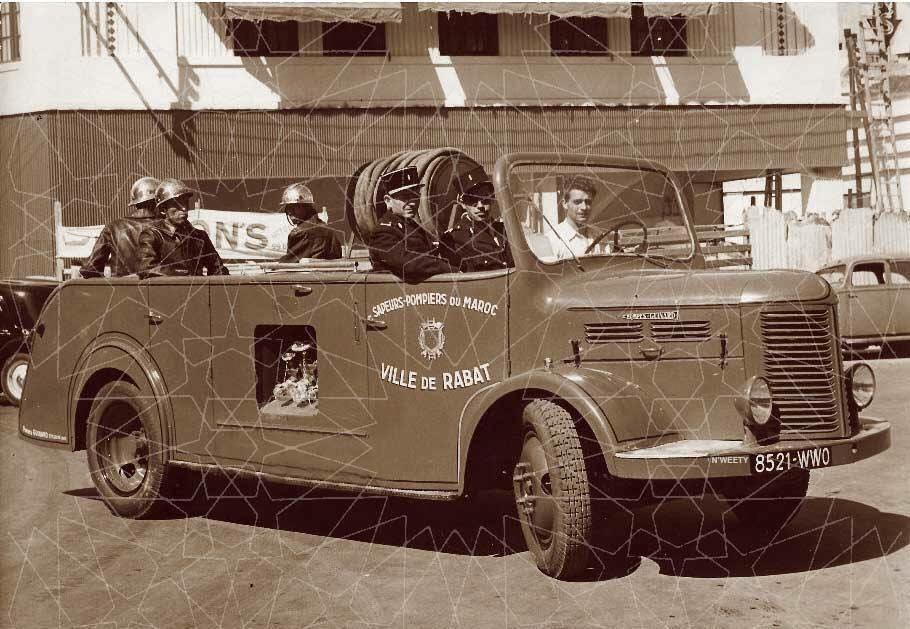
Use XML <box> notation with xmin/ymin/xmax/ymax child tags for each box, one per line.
<box><xmin>418</xmin><ymin>319</ymin><xmax>446</xmax><ymax>361</ymax></box>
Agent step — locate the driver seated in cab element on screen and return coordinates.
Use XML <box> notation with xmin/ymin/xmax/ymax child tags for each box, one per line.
<box><xmin>547</xmin><ymin>176</ymin><xmax>609</xmax><ymax>261</ymax></box>
<box><xmin>277</xmin><ymin>182</ymin><xmax>341</xmax><ymax>262</ymax></box>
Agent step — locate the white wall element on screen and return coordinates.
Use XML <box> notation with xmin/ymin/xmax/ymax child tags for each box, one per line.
<box><xmin>0</xmin><ymin>2</ymin><xmax>847</xmax><ymax>115</ymax></box>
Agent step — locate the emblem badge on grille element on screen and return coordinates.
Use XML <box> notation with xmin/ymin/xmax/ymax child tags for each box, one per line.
<box><xmin>418</xmin><ymin>319</ymin><xmax>446</xmax><ymax>361</ymax></box>
<box><xmin>621</xmin><ymin>311</ymin><xmax>679</xmax><ymax>321</ymax></box>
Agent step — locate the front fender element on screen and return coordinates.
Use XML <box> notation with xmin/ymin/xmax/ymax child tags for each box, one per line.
<box><xmin>458</xmin><ymin>366</ymin><xmax>676</xmax><ymax>482</ymax></box>
<box><xmin>67</xmin><ymin>333</ymin><xmax>173</xmax><ymax>453</ymax></box>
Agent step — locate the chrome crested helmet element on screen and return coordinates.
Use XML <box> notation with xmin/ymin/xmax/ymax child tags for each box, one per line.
<box><xmin>280</xmin><ymin>182</ymin><xmax>315</xmax><ymax>207</ymax></box>
<box><xmin>129</xmin><ymin>177</ymin><xmax>160</xmax><ymax>207</ymax></box>
<box><xmin>155</xmin><ymin>178</ymin><xmax>194</xmax><ymax>208</ymax></box>
<box><xmin>280</xmin><ymin>182</ymin><xmax>316</xmax><ymax>223</ymax></box>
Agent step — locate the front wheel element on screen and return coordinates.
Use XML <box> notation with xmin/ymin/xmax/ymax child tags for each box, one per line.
<box><xmin>86</xmin><ymin>381</ymin><xmax>172</xmax><ymax>518</ymax></box>
<box><xmin>718</xmin><ymin>468</ymin><xmax>810</xmax><ymax>535</ymax></box>
<box><xmin>1</xmin><ymin>352</ymin><xmax>29</xmax><ymax>406</ymax></box>
<box><xmin>513</xmin><ymin>399</ymin><xmax>592</xmax><ymax>579</ymax></box>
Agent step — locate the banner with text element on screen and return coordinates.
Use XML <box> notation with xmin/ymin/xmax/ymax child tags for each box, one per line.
<box><xmin>56</xmin><ymin>208</ymin><xmax>305</xmax><ymax>260</ymax></box>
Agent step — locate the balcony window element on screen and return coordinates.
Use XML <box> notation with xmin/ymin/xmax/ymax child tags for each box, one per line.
<box><xmin>630</xmin><ymin>4</ymin><xmax>687</xmax><ymax>57</ymax></box>
<box><xmin>321</xmin><ymin>21</ymin><xmax>386</xmax><ymax>56</ymax></box>
<box><xmin>0</xmin><ymin>2</ymin><xmax>20</xmax><ymax>63</ymax></box>
<box><xmin>230</xmin><ymin>19</ymin><xmax>299</xmax><ymax>57</ymax></box>
<box><xmin>550</xmin><ymin>16</ymin><xmax>609</xmax><ymax>56</ymax></box>
<box><xmin>437</xmin><ymin>12</ymin><xmax>498</xmax><ymax>56</ymax></box>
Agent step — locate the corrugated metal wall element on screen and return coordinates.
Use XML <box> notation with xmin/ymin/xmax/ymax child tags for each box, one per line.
<box><xmin>0</xmin><ymin>115</ymin><xmax>56</xmax><ymax>277</ymax></box>
<box><xmin>0</xmin><ymin>104</ymin><xmax>850</xmax><ymax>272</ymax></box>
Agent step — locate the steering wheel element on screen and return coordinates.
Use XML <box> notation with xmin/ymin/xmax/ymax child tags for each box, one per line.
<box><xmin>584</xmin><ymin>218</ymin><xmax>649</xmax><ymax>255</ymax></box>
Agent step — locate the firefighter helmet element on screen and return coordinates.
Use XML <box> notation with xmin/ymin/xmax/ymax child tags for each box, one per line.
<box><xmin>155</xmin><ymin>178</ymin><xmax>194</xmax><ymax>208</ymax></box>
<box><xmin>280</xmin><ymin>182</ymin><xmax>315</xmax><ymax>207</ymax></box>
<box><xmin>280</xmin><ymin>183</ymin><xmax>316</xmax><ymax>223</ymax></box>
<box><xmin>129</xmin><ymin>177</ymin><xmax>160</xmax><ymax>207</ymax></box>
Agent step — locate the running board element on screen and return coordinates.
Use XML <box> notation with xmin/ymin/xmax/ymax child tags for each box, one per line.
<box><xmin>170</xmin><ymin>460</ymin><xmax>461</xmax><ymax>501</ymax></box>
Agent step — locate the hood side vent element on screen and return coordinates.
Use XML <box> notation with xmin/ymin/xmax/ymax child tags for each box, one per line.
<box><xmin>585</xmin><ymin>322</ymin><xmax>643</xmax><ymax>344</ymax></box>
<box><xmin>651</xmin><ymin>321</ymin><xmax>711</xmax><ymax>341</ymax></box>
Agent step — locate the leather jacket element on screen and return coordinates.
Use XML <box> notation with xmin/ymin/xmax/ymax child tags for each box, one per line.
<box><xmin>80</xmin><ymin>206</ymin><xmax>160</xmax><ymax>278</ymax></box>
<box><xmin>137</xmin><ymin>219</ymin><xmax>229</xmax><ymax>278</ymax></box>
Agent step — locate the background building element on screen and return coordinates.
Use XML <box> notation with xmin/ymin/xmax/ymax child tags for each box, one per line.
<box><xmin>0</xmin><ymin>2</ymin><xmax>866</xmax><ymax>276</ymax></box>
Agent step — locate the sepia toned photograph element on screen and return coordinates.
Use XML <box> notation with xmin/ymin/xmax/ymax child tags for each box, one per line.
<box><xmin>1</xmin><ymin>1</ymin><xmax>908</xmax><ymax>627</ymax></box>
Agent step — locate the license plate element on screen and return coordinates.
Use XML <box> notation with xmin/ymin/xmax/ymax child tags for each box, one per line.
<box><xmin>751</xmin><ymin>447</ymin><xmax>832</xmax><ymax>474</ymax></box>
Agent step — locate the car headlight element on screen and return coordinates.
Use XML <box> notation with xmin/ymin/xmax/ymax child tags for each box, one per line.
<box><xmin>736</xmin><ymin>376</ymin><xmax>774</xmax><ymax>426</ymax></box>
<box><xmin>846</xmin><ymin>363</ymin><xmax>875</xmax><ymax>410</ymax></box>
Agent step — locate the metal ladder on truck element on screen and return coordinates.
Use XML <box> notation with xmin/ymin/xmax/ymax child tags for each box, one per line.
<box><xmin>844</xmin><ymin>4</ymin><xmax>904</xmax><ymax>213</ymax></box>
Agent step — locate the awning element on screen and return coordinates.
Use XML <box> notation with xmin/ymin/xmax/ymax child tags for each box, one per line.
<box><xmin>643</xmin><ymin>3</ymin><xmax>715</xmax><ymax>17</ymax></box>
<box><xmin>417</xmin><ymin>2</ymin><xmax>632</xmax><ymax>19</ymax></box>
<box><xmin>224</xmin><ymin>2</ymin><xmax>403</xmax><ymax>23</ymax></box>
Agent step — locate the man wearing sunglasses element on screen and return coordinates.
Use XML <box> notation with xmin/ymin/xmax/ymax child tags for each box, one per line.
<box><xmin>440</xmin><ymin>168</ymin><xmax>511</xmax><ymax>272</ymax></box>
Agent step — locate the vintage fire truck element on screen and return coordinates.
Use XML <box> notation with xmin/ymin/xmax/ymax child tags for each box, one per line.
<box><xmin>19</xmin><ymin>154</ymin><xmax>891</xmax><ymax>579</ymax></box>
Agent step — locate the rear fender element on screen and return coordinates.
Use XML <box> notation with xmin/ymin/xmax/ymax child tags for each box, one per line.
<box><xmin>68</xmin><ymin>333</ymin><xmax>173</xmax><ymax>453</ymax></box>
<box><xmin>458</xmin><ymin>366</ymin><xmax>674</xmax><ymax>483</ymax></box>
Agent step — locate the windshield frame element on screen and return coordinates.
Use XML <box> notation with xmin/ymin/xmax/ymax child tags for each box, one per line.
<box><xmin>493</xmin><ymin>153</ymin><xmax>700</xmax><ymax>270</ymax></box>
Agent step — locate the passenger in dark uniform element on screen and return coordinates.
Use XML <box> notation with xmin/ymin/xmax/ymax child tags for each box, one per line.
<box><xmin>138</xmin><ymin>178</ymin><xmax>229</xmax><ymax>278</ymax></box>
<box><xmin>439</xmin><ymin>168</ymin><xmax>512</xmax><ymax>272</ymax></box>
<box><xmin>367</xmin><ymin>166</ymin><xmax>455</xmax><ymax>283</ymax></box>
<box><xmin>80</xmin><ymin>177</ymin><xmax>161</xmax><ymax>278</ymax></box>
<box><xmin>276</xmin><ymin>182</ymin><xmax>341</xmax><ymax>262</ymax></box>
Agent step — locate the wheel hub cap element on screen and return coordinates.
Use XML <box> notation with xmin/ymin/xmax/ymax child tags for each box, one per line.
<box><xmin>513</xmin><ymin>435</ymin><xmax>556</xmax><ymax>548</ymax></box>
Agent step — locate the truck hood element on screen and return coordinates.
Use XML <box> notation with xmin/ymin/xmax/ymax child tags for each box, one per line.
<box><xmin>551</xmin><ymin>268</ymin><xmax>832</xmax><ymax>309</ymax></box>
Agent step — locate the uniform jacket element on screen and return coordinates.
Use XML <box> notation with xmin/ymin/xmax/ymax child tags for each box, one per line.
<box><xmin>278</xmin><ymin>218</ymin><xmax>342</xmax><ymax>262</ymax></box>
<box><xmin>137</xmin><ymin>220</ymin><xmax>229</xmax><ymax>277</ymax></box>
<box><xmin>439</xmin><ymin>214</ymin><xmax>512</xmax><ymax>272</ymax></box>
<box><xmin>80</xmin><ymin>206</ymin><xmax>161</xmax><ymax>278</ymax></box>
<box><xmin>368</xmin><ymin>215</ymin><xmax>455</xmax><ymax>283</ymax></box>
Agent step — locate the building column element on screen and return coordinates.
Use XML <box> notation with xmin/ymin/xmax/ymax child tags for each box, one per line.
<box><xmin>801</xmin><ymin>168</ymin><xmax>844</xmax><ymax>219</ymax></box>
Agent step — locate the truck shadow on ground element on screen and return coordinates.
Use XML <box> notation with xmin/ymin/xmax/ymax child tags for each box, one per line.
<box><xmin>68</xmin><ymin>478</ymin><xmax>908</xmax><ymax>581</ymax></box>
<box><xmin>583</xmin><ymin>495</ymin><xmax>909</xmax><ymax>580</ymax></box>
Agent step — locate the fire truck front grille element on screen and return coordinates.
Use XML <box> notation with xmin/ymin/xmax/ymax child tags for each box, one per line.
<box><xmin>760</xmin><ymin>308</ymin><xmax>839</xmax><ymax>432</ymax></box>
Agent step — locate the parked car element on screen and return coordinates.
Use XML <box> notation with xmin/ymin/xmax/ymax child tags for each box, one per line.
<box><xmin>1</xmin><ymin>279</ymin><xmax>58</xmax><ymax>406</ymax></box>
<box><xmin>18</xmin><ymin>154</ymin><xmax>891</xmax><ymax>580</ymax></box>
<box><xmin>817</xmin><ymin>255</ymin><xmax>910</xmax><ymax>354</ymax></box>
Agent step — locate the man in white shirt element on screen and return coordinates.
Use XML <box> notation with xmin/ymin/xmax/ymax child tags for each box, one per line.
<box><xmin>547</xmin><ymin>176</ymin><xmax>609</xmax><ymax>260</ymax></box>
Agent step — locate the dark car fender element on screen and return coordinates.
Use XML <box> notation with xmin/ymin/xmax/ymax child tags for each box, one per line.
<box><xmin>457</xmin><ymin>366</ymin><xmax>676</xmax><ymax>482</ymax></box>
<box><xmin>67</xmin><ymin>333</ymin><xmax>174</xmax><ymax>453</ymax></box>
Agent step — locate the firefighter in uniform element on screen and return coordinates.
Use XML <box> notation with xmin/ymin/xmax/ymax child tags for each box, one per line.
<box><xmin>80</xmin><ymin>177</ymin><xmax>161</xmax><ymax>278</ymax></box>
<box><xmin>138</xmin><ymin>178</ymin><xmax>229</xmax><ymax>278</ymax></box>
<box><xmin>276</xmin><ymin>182</ymin><xmax>341</xmax><ymax>262</ymax></box>
<box><xmin>439</xmin><ymin>168</ymin><xmax>511</xmax><ymax>272</ymax></box>
<box><xmin>367</xmin><ymin>166</ymin><xmax>455</xmax><ymax>283</ymax></box>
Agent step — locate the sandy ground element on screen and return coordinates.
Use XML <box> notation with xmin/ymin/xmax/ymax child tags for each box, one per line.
<box><xmin>1</xmin><ymin>359</ymin><xmax>908</xmax><ymax>628</ymax></box>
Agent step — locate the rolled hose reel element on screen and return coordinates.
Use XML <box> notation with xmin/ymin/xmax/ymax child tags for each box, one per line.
<box><xmin>346</xmin><ymin>148</ymin><xmax>486</xmax><ymax>242</ymax></box>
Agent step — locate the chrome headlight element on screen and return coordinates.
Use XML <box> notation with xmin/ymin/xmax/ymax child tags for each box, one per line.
<box><xmin>846</xmin><ymin>363</ymin><xmax>875</xmax><ymax>410</ymax></box>
<box><xmin>736</xmin><ymin>376</ymin><xmax>774</xmax><ymax>426</ymax></box>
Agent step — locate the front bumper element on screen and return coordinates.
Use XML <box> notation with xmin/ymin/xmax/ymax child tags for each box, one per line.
<box><xmin>610</xmin><ymin>418</ymin><xmax>891</xmax><ymax>480</ymax></box>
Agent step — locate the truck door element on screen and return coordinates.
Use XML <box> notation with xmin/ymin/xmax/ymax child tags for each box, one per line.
<box><xmin>208</xmin><ymin>274</ymin><xmax>370</xmax><ymax>479</ymax></box>
<box><xmin>363</xmin><ymin>271</ymin><xmax>509</xmax><ymax>485</ymax></box>
<box><xmin>146</xmin><ymin>278</ymin><xmax>214</xmax><ymax>455</ymax></box>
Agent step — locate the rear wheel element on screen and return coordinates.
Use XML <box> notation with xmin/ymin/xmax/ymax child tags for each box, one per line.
<box><xmin>86</xmin><ymin>381</ymin><xmax>172</xmax><ymax>518</ymax></box>
<box><xmin>513</xmin><ymin>399</ymin><xmax>592</xmax><ymax>579</ymax></box>
<box><xmin>1</xmin><ymin>352</ymin><xmax>29</xmax><ymax>406</ymax></box>
<box><xmin>719</xmin><ymin>469</ymin><xmax>810</xmax><ymax>535</ymax></box>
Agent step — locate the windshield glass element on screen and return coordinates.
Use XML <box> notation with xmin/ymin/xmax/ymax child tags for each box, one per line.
<box><xmin>817</xmin><ymin>265</ymin><xmax>846</xmax><ymax>287</ymax></box>
<box><xmin>508</xmin><ymin>164</ymin><xmax>695</xmax><ymax>264</ymax></box>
